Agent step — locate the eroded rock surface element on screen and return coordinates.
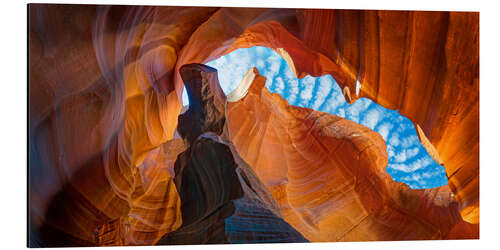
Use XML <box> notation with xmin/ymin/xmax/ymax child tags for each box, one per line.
<box><xmin>28</xmin><ymin>4</ymin><xmax>479</xmax><ymax>246</ymax></box>
<box><xmin>158</xmin><ymin>64</ymin><xmax>308</xmax><ymax>244</ymax></box>
<box><xmin>226</xmin><ymin>68</ymin><xmax>478</xmax><ymax>241</ymax></box>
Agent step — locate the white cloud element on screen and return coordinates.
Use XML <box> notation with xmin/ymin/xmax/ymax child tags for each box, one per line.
<box><xmin>311</xmin><ymin>76</ymin><xmax>333</xmax><ymax>110</ymax></box>
<box><xmin>256</xmin><ymin>59</ymin><xmax>265</xmax><ymax>69</ymax></box>
<box><xmin>394</xmin><ymin>151</ymin><xmax>407</xmax><ymax>163</ymax></box>
<box><xmin>264</xmin><ymin>71</ymin><xmax>274</xmax><ymax>88</ymax></box>
<box><xmin>207</xmin><ymin>50</ymin><xmax>258</xmax><ymax>95</ymax></box>
<box><xmin>323</xmin><ymin>89</ymin><xmax>348</xmax><ymax>114</ymax></box>
<box><xmin>362</xmin><ymin>108</ymin><xmax>381</xmax><ymax>129</ymax></box>
<box><xmin>361</xmin><ymin>98</ymin><xmax>372</xmax><ymax>109</ymax></box>
<box><xmin>396</xmin><ymin>120</ymin><xmax>411</xmax><ymax>133</ymax></box>
<box><xmin>266</xmin><ymin>53</ymin><xmax>282</xmax><ymax>76</ymax></box>
<box><xmin>255</xmin><ymin>46</ymin><xmax>267</xmax><ymax>56</ymax></box>
<box><xmin>400</xmin><ymin>172</ymin><xmax>427</xmax><ymax>188</ymax></box>
<box><xmin>346</xmin><ymin>98</ymin><xmax>371</xmax><ymax>123</ymax></box>
<box><xmin>407</xmin><ymin>147</ymin><xmax>419</xmax><ymax>158</ymax></box>
<box><xmin>390</xmin><ymin>155</ymin><xmax>433</xmax><ymax>173</ymax></box>
<box><xmin>387</xmin><ymin>145</ymin><xmax>396</xmax><ymax>158</ymax></box>
<box><xmin>274</xmin><ymin>77</ymin><xmax>285</xmax><ymax>94</ymax></box>
<box><xmin>376</xmin><ymin>122</ymin><xmax>393</xmax><ymax>141</ymax></box>
<box><xmin>422</xmin><ymin>170</ymin><xmax>440</xmax><ymax>179</ymax></box>
<box><xmin>337</xmin><ymin>108</ymin><xmax>345</xmax><ymax>118</ymax></box>
<box><xmin>401</xmin><ymin>135</ymin><xmax>419</xmax><ymax>148</ymax></box>
<box><xmin>389</xmin><ymin>132</ymin><xmax>400</xmax><ymax>146</ymax></box>
<box><xmin>299</xmin><ymin>76</ymin><xmax>315</xmax><ymax>106</ymax></box>
<box><xmin>389</xmin><ymin>163</ymin><xmax>410</xmax><ymax>172</ymax></box>
<box><xmin>204</xmin><ymin>46</ymin><xmax>448</xmax><ymax>190</ymax></box>
<box><xmin>284</xmin><ymin>67</ymin><xmax>295</xmax><ymax>80</ymax></box>
<box><xmin>300</xmin><ymin>75</ymin><xmax>316</xmax><ymax>87</ymax></box>
<box><xmin>394</xmin><ymin>148</ymin><xmax>419</xmax><ymax>163</ymax></box>
<box><xmin>287</xmin><ymin>78</ymin><xmax>299</xmax><ymax>104</ymax></box>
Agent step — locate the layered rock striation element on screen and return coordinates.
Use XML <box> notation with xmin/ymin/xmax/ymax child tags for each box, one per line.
<box><xmin>226</xmin><ymin>68</ymin><xmax>478</xmax><ymax>241</ymax></box>
<box><xmin>158</xmin><ymin>64</ymin><xmax>307</xmax><ymax>244</ymax></box>
<box><xmin>28</xmin><ymin>4</ymin><xmax>479</xmax><ymax>246</ymax></box>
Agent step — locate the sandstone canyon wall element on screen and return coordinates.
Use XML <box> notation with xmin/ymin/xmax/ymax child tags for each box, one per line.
<box><xmin>28</xmin><ymin>4</ymin><xmax>479</xmax><ymax>246</ymax></box>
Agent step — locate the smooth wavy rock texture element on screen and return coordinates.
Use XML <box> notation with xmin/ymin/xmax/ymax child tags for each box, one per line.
<box><xmin>28</xmin><ymin>4</ymin><xmax>479</xmax><ymax>246</ymax></box>
<box><xmin>158</xmin><ymin>64</ymin><xmax>307</xmax><ymax>244</ymax></box>
<box><xmin>227</xmin><ymin>67</ymin><xmax>478</xmax><ymax>241</ymax></box>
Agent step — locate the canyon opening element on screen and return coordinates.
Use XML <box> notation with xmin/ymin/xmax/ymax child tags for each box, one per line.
<box><xmin>28</xmin><ymin>4</ymin><xmax>479</xmax><ymax>247</ymax></box>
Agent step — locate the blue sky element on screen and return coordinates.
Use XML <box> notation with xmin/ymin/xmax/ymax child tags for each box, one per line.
<box><xmin>183</xmin><ymin>46</ymin><xmax>448</xmax><ymax>189</ymax></box>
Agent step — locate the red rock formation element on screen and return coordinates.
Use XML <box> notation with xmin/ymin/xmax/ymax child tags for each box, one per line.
<box><xmin>28</xmin><ymin>4</ymin><xmax>479</xmax><ymax>246</ymax></box>
<box><xmin>158</xmin><ymin>64</ymin><xmax>307</xmax><ymax>244</ymax></box>
<box><xmin>177</xmin><ymin>9</ymin><xmax>479</xmax><ymax>224</ymax></box>
<box><xmin>29</xmin><ymin>4</ymin><xmax>216</xmax><ymax>246</ymax></box>
<box><xmin>226</xmin><ymin>68</ymin><xmax>477</xmax><ymax>241</ymax></box>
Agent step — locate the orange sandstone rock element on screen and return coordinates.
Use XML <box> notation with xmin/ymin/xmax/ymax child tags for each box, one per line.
<box><xmin>226</xmin><ymin>68</ymin><xmax>477</xmax><ymax>241</ymax></box>
<box><xmin>29</xmin><ymin>4</ymin><xmax>214</xmax><ymax>246</ymax></box>
<box><xmin>28</xmin><ymin>4</ymin><xmax>479</xmax><ymax>246</ymax></box>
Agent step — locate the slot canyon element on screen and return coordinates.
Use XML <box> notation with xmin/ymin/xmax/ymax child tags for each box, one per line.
<box><xmin>28</xmin><ymin>4</ymin><xmax>479</xmax><ymax>246</ymax></box>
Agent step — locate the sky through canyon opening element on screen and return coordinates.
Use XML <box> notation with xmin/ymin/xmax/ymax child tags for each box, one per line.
<box><xmin>181</xmin><ymin>46</ymin><xmax>448</xmax><ymax>189</ymax></box>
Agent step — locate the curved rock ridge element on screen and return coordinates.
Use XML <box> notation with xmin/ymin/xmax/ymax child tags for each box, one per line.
<box><xmin>226</xmin><ymin>67</ymin><xmax>478</xmax><ymax>241</ymax></box>
<box><xmin>176</xmin><ymin>9</ymin><xmax>479</xmax><ymax>223</ymax></box>
<box><xmin>208</xmin><ymin>46</ymin><xmax>449</xmax><ymax>190</ymax></box>
<box><xmin>158</xmin><ymin>64</ymin><xmax>308</xmax><ymax>244</ymax></box>
<box><xmin>28</xmin><ymin>4</ymin><xmax>479</xmax><ymax>246</ymax></box>
<box><xmin>29</xmin><ymin>5</ymin><xmax>221</xmax><ymax>246</ymax></box>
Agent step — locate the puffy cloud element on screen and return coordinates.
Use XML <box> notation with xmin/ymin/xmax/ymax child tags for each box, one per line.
<box><xmin>337</xmin><ymin>108</ymin><xmax>345</xmax><ymax>118</ymax></box>
<box><xmin>205</xmin><ymin>46</ymin><xmax>447</xmax><ymax>190</ymax></box>
<box><xmin>263</xmin><ymin>71</ymin><xmax>274</xmax><ymax>88</ymax></box>
<box><xmin>311</xmin><ymin>76</ymin><xmax>333</xmax><ymax>110</ymax></box>
<box><xmin>389</xmin><ymin>132</ymin><xmax>400</xmax><ymax>146</ymax></box>
<box><xmin>407</xmin><ymin>147</ymin><xmax>419</xmax><ymax>158</ymax></box>
<box><xmin>324</xmin><ymin>94</ymin><xmax>341</xmax><ymax>114</ymax></box>
<box><xmin>390</xmin><ymin>155</ymin><xmax>433</xmax><ymax>173</ymax></box>
<box><xmin>399</xmin><ymin>172</ymin><xmax>428</xmax><ymax>188</ymax></box>
<box><xmin>345</xmin><ymin>98</ymin><xmax>371</xmax><ymax>123</ymax></box>
<box><xmin>286</xmin><ymin>78</ymin><xmax>299</xmax><ymax>104</ymax></box>
<box><xmin>284</xmin><ymin>67</ymin><xmax>295</xmax><ymax>80</ymax></box>
<box><xmin>298</xmin><ymin>76</ymin><xmax>315</xmax><ymax>106</ymax></box>
<box><xmin>300</xmin><ymin>75</ymin><xmax>316</xmax><ymax>87</ymax></box>
<box><xmin>389</xmin><ymin>163</ymin><xmax>410</xmax><ymax>172</ymax></box>
<box><xmin>387</xmin><ymin>145</ymin><xmax>396</xmax><ymax>158</ymax></box>
<box><xmin>255</xmin><ymin>46</ymin><xmax>267</xmax><ymax>56</ymax></box>
<box><xmin>401</xmin><ymin>135</ymin><xmax>419</xmax><ymax>148</ymax></box>
<box><xmin>266</xmin><ymin>53</ymin><xmax>282</xmax><ymax>76</ymax></box>
<box><xmin>362</xmin><ymin>108</ymin><xmax>381</xmax><ymax>129</ymax></box>
<box><xmin>376</xmin><ymin>122</ymin><xmax>393</xmax><ymax>141</ymax></box>
<box><xmin>394</xmin><ymin>152</ymin><xmax>407</xmax><ymax>163</ymax></box>
<box><xmin>394</xmin><ymin>147</ymin><xmax>419</xmax><ymax>163</ymax></box>
<box><xmin>422</xmin><ymin>169</ymin><xmax>441</xmax><ymax>179</ymax></box>
<box><xmin>206</xmin><ymin>49</ymin><xmax>257</xmax><ymax>94</ymax></box>
<box><xmin>256</xmin><ymin>59</ymin><xmax>265</xmax><ymax>69</ymax></box>
<box><xmin>396</xmin><ymin>120</ymin><xmax>412</xmax><ymax>133</ymax></box>
<box><xmin>274</xmin><ymin>77</ymin><xmax>285</xmax><ymax>94</ymax></box>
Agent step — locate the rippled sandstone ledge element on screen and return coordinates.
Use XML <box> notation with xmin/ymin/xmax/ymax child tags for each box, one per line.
<box><xmin>29</xmin><ymin>4</ymin><xmax>479</xmax><ymax>246</ymax></box>
<box><xmin>227</xmin><ymin>67</ymin><xmax>478</xmax><ymax>241</ymax></box>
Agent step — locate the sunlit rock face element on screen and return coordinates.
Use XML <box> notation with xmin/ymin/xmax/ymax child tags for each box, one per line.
<box><xmin>158</xmin><ymin>64</ymin><xmax>307</xmax><ymax>244</ymax></box>
<box><xmin>28</xmin><ymin>4</ymin><xmax>478</xmax><ymax>247</ymax></box>
<box><xmin>206</xmin><ymin>46</ymin><xmax>449</xmax><ymax>190</ymax></box>
<box><xmin>226</xmin><ymin>68</ymin><xmax>477</xmax><ymax>241</ymax></box>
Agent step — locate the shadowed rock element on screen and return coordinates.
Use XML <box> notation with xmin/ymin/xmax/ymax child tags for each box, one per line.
<box><xmin>177</xmin><ymin>64</ymin><xmax>227</xmax><ymax>144</ymax></box>
<box><xmin>158</xmin><ymin>64</ymin><xmax>307</xmax><ymax>244</ymax></box>
<box><xmin>28</xmin><ymin>5</ymin><xmax>478</xmax><ymax>246</ymax></box>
